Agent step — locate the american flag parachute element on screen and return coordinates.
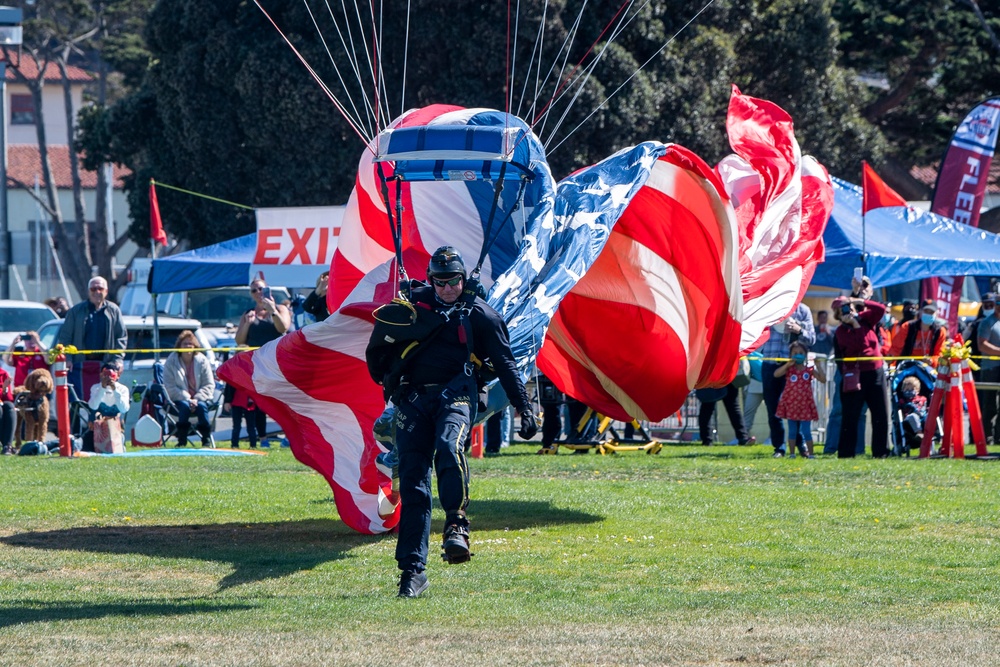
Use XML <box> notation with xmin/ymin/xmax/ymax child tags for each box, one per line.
<box><xmin>218</xmin><ymin>87</ymin><xmax>833</xmax><ymax>534</ymax></box>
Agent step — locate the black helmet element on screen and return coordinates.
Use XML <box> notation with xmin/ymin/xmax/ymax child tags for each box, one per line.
<box><xmin>427</xmin><ymin>246</ymin><xmax>466</xmax><ymax>279</ymax></box>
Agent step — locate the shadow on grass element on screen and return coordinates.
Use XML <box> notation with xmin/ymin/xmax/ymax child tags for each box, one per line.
<box><xmin>1</xmin><ymin>519</ymin><xmax>379</xmax><ymax>592</ymax></box>
<box><xmin>0</xmin><ymin>599</ymin><xmax>252</xmax><ymax>629</ymax></box>
<box><xmin>667</xmin><ymin>450</ymin><xmax>748</xmax><ymax>459</ymax></box>
<box><xmin>1</xmin><ymin>502</ymin><xmax>600</xmax><ymax>593</ymax></box>
<box><xmin>463</xmin><ymin>499</ymin><xmax>602</xmax><ymax>531</ymax></box>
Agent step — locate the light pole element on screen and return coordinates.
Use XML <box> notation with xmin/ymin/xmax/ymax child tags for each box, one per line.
<box><xmin>0</xmin><ymin>6</ymin><xmax>21</xmax><ymax>300</ymax></box>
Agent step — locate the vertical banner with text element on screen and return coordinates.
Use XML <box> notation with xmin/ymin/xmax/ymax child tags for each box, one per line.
<box><xmin>922</xmin><ymin>98</ymin><xmax>1000</xmax><ymax>335</ymax></box>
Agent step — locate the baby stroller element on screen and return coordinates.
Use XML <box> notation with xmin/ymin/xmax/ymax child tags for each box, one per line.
<box><xmin>890</xmin><ymin>360</ymin><xmax>939</xmax><ymax>456</ymax></box>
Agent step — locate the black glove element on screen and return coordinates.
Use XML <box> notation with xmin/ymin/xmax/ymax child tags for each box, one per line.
<box><xmin>518</xmin><ymin>410</ymin><xmax>538</xmax><ymax>440</ymax></box>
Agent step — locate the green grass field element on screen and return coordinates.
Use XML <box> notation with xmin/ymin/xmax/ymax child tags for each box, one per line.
<box><xmin>2</xmin><ymin>444</ymin><xmax>999</xmax><ymax>666</ymax></box>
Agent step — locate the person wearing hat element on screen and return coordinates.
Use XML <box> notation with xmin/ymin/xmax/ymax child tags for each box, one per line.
<box><xmin>86</xmin><ymin>363</ymin><xmax>131</xmax><ymax>452</ymax></box>
<box><xmin>888</xmin><ymin>299</ymin><xmax>945</xmax><ymax>362</ymax></box>
<box><xmin>976</xmin><ymin>292</ymin><xmax>1000</xmax><ymax>443</ymax></box>
<box><xmin>367</xmin><ymin>246</ymin><xmax>537</xmax><ymax>598</ymax></box>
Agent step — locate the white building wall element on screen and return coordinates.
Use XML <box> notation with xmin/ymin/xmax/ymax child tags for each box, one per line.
<box><xmin>6</xmin><ymin>187</ymin><xmax>139</xmax><ymax>304</ymax></box>
<box><xmin>6</xmin><ymin>81</ymin><xmax>84</xmax><ymax>146</ymax></box>
<box><xmin>2</xmin><ymin>76</ymin><xmax>137</xmax><ymax>303</ymax></box>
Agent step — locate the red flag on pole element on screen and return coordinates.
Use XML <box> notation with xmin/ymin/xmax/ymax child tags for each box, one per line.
<box><xmin>861</xmin><ymin>161</ymin><xmax>907</xmax><ymax>213</ymax></box>
<box><xmin>149</xmin><ymin>179</ymin><xmax>168</xmax><ymax>246</ymax></box>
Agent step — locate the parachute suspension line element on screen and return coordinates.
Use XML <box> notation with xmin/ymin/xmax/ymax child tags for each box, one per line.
<box><xmin>471</xmin><ymin>161</ymin><xmax>509</xmax><ymax>280</ymax></box>
<box><xmin>369</xmin><ymin>0</ymin><xmax>381</xmax><ymax>137</ymax></box>
<box><xmin>252</xmin><ymin>0</ymin><xmax>372</xmax><ymax>144</ymax></box>
<box><xmin>341</xmin><ymin>0</ymin><xmax>388</xmax><ymax>134</ymax></box>
<box><xmin>515</xmin><ymin>0</ymin><xmax>548</xmax><ymax>120</ymax></box>
<box><xmin>326</xmin><ymin>0</ymin><xmax>382</xmax><ymax>135</ymax></box>
<box><xmin>482</xmin><ymin>175</ymin><xmax>530</xmax><ymax>268</ymax></box>
<box><xmin>505</xmin><ymin>0</ymin><xmax>511</xmax><ymax>118</ymax></box>
<box><xmin>400</xmin><ymin>0</ymin><xmax>412</xmax><ymax>116</ymax></box>
<box><xmin>532</xmin><ymin>0</ymin><xmax>632</xmax><ymax>136</ymax></box>
<box><xmin>374</xmin><ymin>0</ymin><xmax>394</xmax><ymax>128</ymax></box>
<box><xmin>542</xmin><ymin>0</ymin><xmax>643</xmax><ymax>149</ymax></box>
<box><xmin>507</xmin><ymin>0</ymin><xmax>521</xmax><ymax>117</ymax></box>
<box><xmin>523</xmin><ymin>0</ymin><xmax>556</xmax><ymax>124</ymax></box>
<box><xmin>547</xmin><ymin>0</ymin><xmax>718</xmax><ymax>155</ymax></box>
<box><xmin>513</xmin><ymin>0</ymin><xmax>636</xmax><ymax>158</ymax></box>
<box><xmin>301</xmin><ymin>0</ymin><xmax>375</xmax><ymax>139</ymax></box>
<box><xmin>533</xmin><ymin>0</ymin><xmax>588</xmax><ymax>139</ymax></box>
<box><xmin>375</xmin><ymin>162</ymin><xmax>407</xmax><ymax>285</ymax></box>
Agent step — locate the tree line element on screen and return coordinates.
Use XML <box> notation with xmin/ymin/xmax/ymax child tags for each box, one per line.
<box><xmin>9</xmin><ymin>0</ymin><xmax>999</xmax><ymax>296</ymax></box>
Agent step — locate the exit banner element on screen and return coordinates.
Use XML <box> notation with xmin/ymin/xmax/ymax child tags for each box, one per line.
<box><xmin>252</xmin><ymin>206</ymin><xmax>345</xmax><ymax>287</ymax></box>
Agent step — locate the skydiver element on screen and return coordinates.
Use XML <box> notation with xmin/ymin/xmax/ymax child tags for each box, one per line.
<box><xmin>367</xmin><ymin>246</ymin><xmax>537</xmax><ymax>598</ymax></box>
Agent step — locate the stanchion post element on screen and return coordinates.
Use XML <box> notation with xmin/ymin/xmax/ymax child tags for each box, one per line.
<box><xmin>52</xmin><ymin>347</ymin><xmax>71</xmax><ymax>456</ymax></box>
<box><xmin>947</xmin><ymin>357</ymin><xmax>964</xmax><ymax>459</ymax></box>
<box><xmin>919</xmin><ymin>359</ymin><xmax>949</xmax><ymax>458</ymax></box>
<box><xmin>960</xmin><ymin>358</ymin><xmax>989</xmax><ymax>457</ymax></box>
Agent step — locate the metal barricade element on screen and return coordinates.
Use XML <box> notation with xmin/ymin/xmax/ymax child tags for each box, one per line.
<box><xmin>646</xmin><ymin>391</ymin><xmax>701</xmax><ymax>442</ymax></box>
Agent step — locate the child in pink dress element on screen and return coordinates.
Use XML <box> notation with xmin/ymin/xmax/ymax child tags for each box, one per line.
<box><xmin>774</xmin><ymin>341</ymin><xmax>827</xmax><ymax>458</ymax></box>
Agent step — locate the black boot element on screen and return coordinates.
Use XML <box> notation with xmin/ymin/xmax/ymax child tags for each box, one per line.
<box><xmin>197</xmin><ymin>424</ymin><xmax>215</xmax><ymax>449</ymax></box>
<box><xmin>175</xmin><ymin>421</ymin><xmax>189</xmax><ymax>447</ymax></box>
<box><xmin>441</xmin><ymin>513</ymin><xmax>472</xmax><ymax>564</ymax></box>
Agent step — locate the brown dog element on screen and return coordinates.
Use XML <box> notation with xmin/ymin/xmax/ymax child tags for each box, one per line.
<box><xmin>14</xmin><ymin>368</ymin><xmax>53</xmax><ymax>449</ymax></box>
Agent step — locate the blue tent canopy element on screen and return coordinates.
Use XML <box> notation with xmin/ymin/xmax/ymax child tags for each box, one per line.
<box><xmin>148</xmin><ymin>234</ymin><xmax>255</xmax><ymax>293</ymax></box>
<box><xmin>813</xmin><ymin>178</ymin><xmax>1000</xmax><ymax>289</ymax></box>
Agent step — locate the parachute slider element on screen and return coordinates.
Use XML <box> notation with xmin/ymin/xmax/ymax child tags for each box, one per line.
<box><xmin>373</xmin><ymin>126</ymin><xmax>532</xmax><ymax>181</ymax></box>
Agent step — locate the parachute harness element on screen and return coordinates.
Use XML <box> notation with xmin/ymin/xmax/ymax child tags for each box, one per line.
<box><xmin>375</xmin><ymin>162</ymin><xmax>410</xmax><ymax>296</ymax></box>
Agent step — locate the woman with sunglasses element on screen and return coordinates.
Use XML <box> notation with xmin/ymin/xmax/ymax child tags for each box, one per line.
<box><xmin>236</xmin><ymin>278</ymin><xmax>292</xmax><ymax>346</ymax></box>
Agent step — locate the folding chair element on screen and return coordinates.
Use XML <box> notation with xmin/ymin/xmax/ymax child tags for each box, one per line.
<box><xmin>134</xmin><ymin>361</ymin><xmax>222</xmax><ymax>448</ymax></box>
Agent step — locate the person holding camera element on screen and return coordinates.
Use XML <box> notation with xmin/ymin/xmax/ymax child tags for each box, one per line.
<box><xmin>236</xmin><ymin>278</ymin><xmax>292</xmax><ymax>346</ymax></box>
<box><xmin>831</xmin><ymin>296</ymin><xmax>889</xmax><ymax>458</ymax></box>
<box><xmin>3</xmin><ymin>331</ymin><xmax>48</xmax><ymax>386</ymax></box>
<box><xmin>235</xmin><ymin>280</ymin><xmax>290</xmax><ymax>447</ymax></box>
<box><xmin>303</xmin><ymin>271</ymin><xmax>331</xmax><ymax>322</ymax></box>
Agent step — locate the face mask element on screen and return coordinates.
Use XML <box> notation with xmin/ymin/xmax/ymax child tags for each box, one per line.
<box><xmin>983</xmin><ymin>307</ymin><xmax>995</xmax><ymax>318</ymax></box>
<box><xmin>921</xmin><ymin>313</ymin><xmax>935</xmax><ymax>325</ymax></box>
<box><xmin>791</xmin><ymin>353</ymin><xmax>806</xmax><ymax>364</ymax></box>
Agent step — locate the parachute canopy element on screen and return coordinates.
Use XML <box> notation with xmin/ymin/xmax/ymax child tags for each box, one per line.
<box><xmin>219</xmin><ymin>89</ymin><xmax>833</xmax><ymax>535</ymax></box>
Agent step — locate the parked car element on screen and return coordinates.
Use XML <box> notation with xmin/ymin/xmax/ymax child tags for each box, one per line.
<box><xmin>0</xmin><ymin>300</ymin><xmax>58</xmax><ymax>349</ymax></box>
<box><xmin>37</xmin><ymin>314</ymin><xmax>218</xmax><ymax>398</ymax></box>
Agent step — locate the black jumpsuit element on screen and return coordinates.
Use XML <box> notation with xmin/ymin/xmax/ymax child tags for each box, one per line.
<box><xmin>390</xmin><ymin>286</ymin><xmax>530</xmax><ymax>573</ymax></box>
